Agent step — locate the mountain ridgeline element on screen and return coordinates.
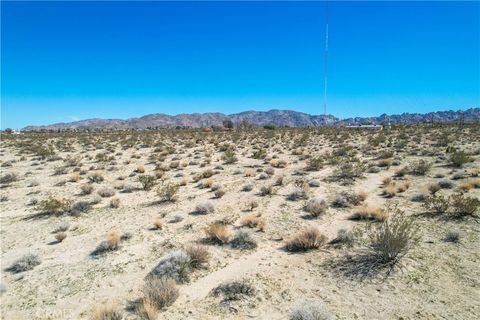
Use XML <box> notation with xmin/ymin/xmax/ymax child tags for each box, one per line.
<box><xmin>22</xmin><ymin>108</ymin><xmax>479</xmax><ymax>131</ymax></box>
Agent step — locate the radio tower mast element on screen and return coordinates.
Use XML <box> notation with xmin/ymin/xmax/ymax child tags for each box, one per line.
<box><xmin>324</xmin><ymin>1</ymin><xmax>329</xmax><ymax>117</ymax></box>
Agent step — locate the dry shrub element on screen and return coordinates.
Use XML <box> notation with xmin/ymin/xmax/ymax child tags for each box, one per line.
<box><xmin>214</xmin><ymin>188</ymin><xmax>226</xmax><ymax>198</ymax></box>
<box><xmin>152</xmin><ymin>217</ymin><xmax>163</xmax><ymax>230</ymax></box>
<box><xmin>55</xmin><ymin>232</ymin><xmax>67</xmax><ymax>243</ymax></box>
<box><xmin>139</xmin><ymin>175</ymin><xmax>156</xmax><ymax>191</ymax></box>
<box><xmin>246</xmin><ymin>200</ymin><xmax>259</xmax><ymax>211</ymax></box>
<box><xmin>205</xmin><ymin>223</ymin><xmax>231</xmax><ymax>244</ymax></box>
<box><xmin>350</xmin><ymin>205</ymin><xmax>387</xmax><ymax>222</ymax></box>
<box><xmin>239</xmin><ymin>214</ymin><xmax>266</xmax><ymax>231</ymax></box>
<box><xmin>368</xmin><ymin>209</ymin><xmax>419</xmax><ymax>265</ymax></box>
<box><xmin>304</xmin><ymin>198</ymin><xmax>328</xmax><ymax>217</ymax></box>
<box><xmin>396</xmin><ymin>180</ymin><xmax>410</xmax><ymax>193</ymax></box>
<box><xmin>70</xmin><ymin>173</ymin><xmax>81</xmax><ymax>183</ymax></box>
<box><xmin>450</xmin><ymin>193</ymin><xmax>480</xmax><ymax>217</ymax></box>
<box><xmin>110</xmin><ymin>197</ymin><xmax>120</xmax><ymax>208</ymax></box>
<box><xmin>382</xmin><ymin>183</ymin><xmax>397</xmax><ymax>198</ymax></box>
<box><xmin>36</xmin><ymin>195</ymin><xmax>72</xmax><ymax>215</ymax></box>
<box><xmin>458</xmin><ymin>179</ymin><xmax>480</xmax><ymax>191</ymax></box>
<box><xmin>81</xmin><ymin>183</ymin><xmax>94</xmax><ymax>195</ymax></box>
<box><xmin>259</xmin><ymin>185</ymin><xmax>273</xmax><ymax>196</ymax></box>
<box><xmin>195</xmin><ymin>202</ymin><xmax>215</xmax><ymax>214</ymax></box>
<box><xmin>244</xmin><ymin>169</ymin><xmax>255</xmax><ymax>177</ymax></box>
<box><xmin>212</xmin><ymin>280</ymin><xmax>255</xmax><ymax>301</ymax></box>
<box><xmin>136</xmin><ymin>298</ymin><xmax>158</xmax><ymax>320</ymax></box>
<box><xmin>422</xmin><ymin>194</ymin><xmax>450</xmax><ymax>213</ymax></box>
<box><xmin>427</xmin><ymin>183</ymin><xmax>441</xmax><ymax>195</ymax></box>
<box><xmin>285</xmin><ymin>227</ymin><xmax>327</xmax><ymax>252</ymax></box>
<box><xmin>156</xmin><ymin>182</ymin><xmax>179</xmax><ymax>202</ymax></box>
<box><xmin>135</xmin><ymin>165</ymin><xmax>146</xmax><ymax>173</ymax></box>
<box><xmin>290</xmin><ymin>299</ymin><xmax>333</xmax><ymax>320</ymax></box>
<box><xmin>185</xmin><ymin>245</ymin><xmax>210</xmax><ymax>268</ymax></box>
<box><xmin>91</xmin><ymin>302</ymin><xmax>124</xmax><ymax>320</ymax></box>
<box><xmin>91</xmin><ymin>231</ymin><xmax>120</xmax><ymax>256</ymax></box>
<box><xmin>7</xmin><ymin>254</ymin><xmax>41</xmax><ymax>273</ymax></box>
<box><xmin>230</xmin><ymin>230</ymin><xmax>258</xmax><ymax>250</ymax></box>
<box><xmin>141</xmin><ymin>278</ymin><xmax>178</xmax><ymax>311</ymax></box>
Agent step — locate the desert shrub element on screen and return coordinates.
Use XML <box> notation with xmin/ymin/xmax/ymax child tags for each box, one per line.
<box><xmin>212</xmin><ymin>280</ymin><xmax>255</xmax><ymax>301</ymax></box>
<box><xmin>110</xmin><ymin>197</ymin><xmax>120</xmax><ymax>208</ymax></box>
<box><xmin>239</xmin><ymin>214</ymin><xmax>266</xmax><ymax>231</ymax></box>
<box><xmin>135</xmin><ymin>164</ymin><xmax>146</xmax><ymax>173</ymax></box>
<box><xmin>55</xmin><ymin>232</ymin><xmax>67</xmax><ymax>243</ymax></box>
<box><xmin>422</xmin><ymin>194</ymin><xmax>450</xmax><ymax>213</ymax></box>
<box><xmin>222</xmin><ymin>149</ymin><xmax>237</xmax><ymax>164</ymax></box>
<box><xmin>450</xmin><ymin>150</ymin><xmax>472</xmax><ymax>168</ymax></box>
<box><xmin>88</xmin><ymin>172</ymin><xmax>104</xmax><ymax>183</ymax></box>
<box><xmin>70</xmin><ymin>201</ymin><xmax>92</xmax><ymax>215</ymax></box>
<box><xmin>445</xmin><ymin>229</ymin><xmax>462</xmax><ymax>243</ymax></box>
<box><xmin>36</xmin><ymin>195</ymin><xmax>72</xmax><ymax>215</ymax></box>
<box><xmin>53</xmin><ymin>165</ymin><xmax>68</xmax><ymax>175</ymax></box>
<box><xmin>252</xmin><ymin>148</ymin><xmax>267</xmax><ymax>159</ymax></box>
<box><xmin>139</xmin><ymin>175</ymin><xmax>156</xmax><ymax>191</ymax></box>
<box><xmin>204</xmin><ymin>223</ymin><xmax>231</xmax><ymax>244</ymax></box>
<box><xmin>304</xmin><ymin>198</ymin><xmax>328</xmax><ymax>217</ymax></box>
<box><xmin>290</xmin><ymin>299</ymin><xmax>333</xmax><ymax>320</ymax></box>
<box><xmin>458</xmin><ymin>179</ymin><xmax>480</xmax><ymax>191</ymax></box>
<box><xmin>449</xmin><ymin>193</ymin><xmax>480</xmax><ymax>217</ymax></box>
<box><xmin>148</xmin><ymin>250</ymin><xmax>191</xmax><ymax>283</ymax></box>
<box><xmin>427</xmin><ymin>183</ymin><xmax>441</xmax><ymax>195</ymax></box>
<box><xmin>258</xmin><ymin>173</ymin><xmax>269</xmax><ymax>180</ymax></box>
<box><xmin>309</xmin><ymin>180</ymin><xmax>321</xmax><ymax>187</ymax></box>
<box><xmin>409</xmin><ymin>160</ymin><xmax>432</xmax><ymax>175</ymax></box>
<box><xmin>329</xmin><ymin>162</ymin><xmax>365</xmax><ymax>184</ymax></box>
<box><xmin>350</xmin><ymin>205</ymin><xmax>387</xmax><ymax>222</ymax></box>
<box><xmin>156</xmin><ymin>182</ymin><xmax>179</xmax><ymax>202</ymax></box>
<box><xmin>214</xmin><ymin>188</ymin><xmax>226</xmax><ymax>198</ymax></box>
<box><xmin>307</xmin><ymin>156</ymin><xmax>324</xmax><ymax>171</ymax></box>
<box><xmin>331</xmin><ymin>191</ymin><xmax>363</xmax><ymax>208</ymax></box>
<box><xmin>329</xmin><ymin>228</ymin><xmax>354</xmax><ymax>247</ymax></box>
<box><xmin>141</xmin><ymin>278</ymin><xmax>179</xmax><ymax>310</ymax></box>
<box><xmin>91</xmin><ymin>302</ymin><xmax>124</xmax><ymax>320</ymax></box>
<box><xmin>411</xmin><ymin>192</ymin><xmax>427</xmax><ymax>202</ymax></box>
<box><xmin>241</xmin><ymin>184</ymin><xmax>254</xmax><ymax>192</ymax></box>
<box><xmin>81</xmin><ymin>183</ymin><xmax>94</xmax><ymax>195</ymax></box>
<box><xmin>259</xmin><ymin>185</ymin><xmax>273</xmax><ymax>196</ymax></box>
<box><xmin>0</xmin><ymin>173</ymin><xmax>18</xmax><ymax>185</ymax></box>
<box><xmin>185</xmin><ymin>246</ymin><xmax>210</xmax><ymax>269</ymax></box>
<box><xmin>91</xmin><ymin>231</ymin><xmax>121</xmax><ymax>256</ymax></box>
<box><xmin>194</xmin><ymin>202</ymin><xmax>215</xmax><ymax>214</ymax></box>
<box><xmin>438</xmin><ymin>179</ymin><xmax>454</xmax><ymax>189</ymax></box>
<box><xmin>246</xmin><ymin>200</ymin><xmax>259</xmax><ymax>211</ymax></box>
<box><xmin>152</xmin><ymin>217</ymin><xmax>163</xmax><ymax>230</ymax></box>
<box><xmin>53</xmin><ymin>221</ymin><xmax>70</xmax><ymax>233</ymax></box>
<box><xmin>230</xmin><ymin>230</ymin><xmax>257</xmax><ymax>250</ymax></box>
<box><xmin>285</xmin><ymin>227</ymin><xmax>327</xmax><ymax>252</ymax></box>
<box><xmin>7</xmin><ymin>254</ymin><xmax>41</xmax><ymax>273</ymax></box>
<box><xmin>287</xmin><ymin>187</ymin><xmax>308</xmax><ymax>201</ymax></box>
<box><xmin>98</xmin><ymin>188</ymin><xmax>115</xmax><ymax>198</ymax></box>
<box><xmin>367</xmin><ymin>210</ymin><xmax>419</xmax><ymax>265</ymax></box>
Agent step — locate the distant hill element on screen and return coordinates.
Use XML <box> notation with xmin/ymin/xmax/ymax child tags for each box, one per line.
<box><xmin>22</xmin><ymin>108</ymin><xmax>479</xmax><ymax>131</ymax></box>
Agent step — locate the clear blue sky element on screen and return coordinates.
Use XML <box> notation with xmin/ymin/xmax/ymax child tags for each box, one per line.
<box><xmin>1</xmin><ymin>1</ymin><xmax>479</xmax><ymax>129</ymax></box>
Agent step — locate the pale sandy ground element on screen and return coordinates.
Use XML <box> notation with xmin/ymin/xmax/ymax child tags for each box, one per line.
<box><xmin>0</xmin><ymin>128</ymin><xmax>479</xmax><ymax>320</ymax></box>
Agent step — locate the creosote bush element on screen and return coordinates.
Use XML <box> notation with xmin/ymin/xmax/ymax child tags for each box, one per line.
<box><xmin>367</xmin><ymin>209</ymin><xmax>419</xmax><ymax>265</ymax></box>
<box><xmin>156</xmin><ymin>182</ymin><xmax>180</xmax><ymax>202</ymax></box>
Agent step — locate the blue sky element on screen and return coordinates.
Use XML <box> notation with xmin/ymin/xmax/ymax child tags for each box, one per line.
<box><xmin>1</xmin><ymin>1</ymin><xmax>479</xmax><ymax>129</ymax></box>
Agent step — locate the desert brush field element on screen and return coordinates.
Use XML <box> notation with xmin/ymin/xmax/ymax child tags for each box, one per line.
<box><xmin>0</xmin><ymin>125</ymin><xmax>479</xmax><ymax>320</ymax></box>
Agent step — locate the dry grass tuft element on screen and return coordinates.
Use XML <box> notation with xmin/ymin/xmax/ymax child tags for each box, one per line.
<box><xmin>285</xmin><ymin>227</ymin><xmax>327</xmax><ymax>252</ymax></box>
<box><xmin>204</xmin><ymin>223</ymin><xmax>231</xmax><ymax>244</ymax></box>
<box><xmin>91</xmin><ymin>302</ymin><xmax>123</xmax><ymax>320</ymax></box>
<box><xmin>350</xmin><ymin>205</ymin><xmax>388</xmax><ymax>222</ymax></box>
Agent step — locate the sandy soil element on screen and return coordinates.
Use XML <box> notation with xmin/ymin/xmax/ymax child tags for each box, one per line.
<box><xmin>0</xmin><ymin>127</ymin><xmax>479</xmax><ymax>319</ymax></box>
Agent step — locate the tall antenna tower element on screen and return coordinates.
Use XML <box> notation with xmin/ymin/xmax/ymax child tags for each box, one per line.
<box><xmin>324</xmin><ymin>1</ymin><xmax>329</xmax><ymax>117</ymax></box>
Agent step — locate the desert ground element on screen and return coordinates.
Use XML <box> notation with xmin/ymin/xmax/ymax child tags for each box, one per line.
<box><xmin>0</xmin><ymin>125</ymin><xmax>479</xmax><ymax>320</ymax></box>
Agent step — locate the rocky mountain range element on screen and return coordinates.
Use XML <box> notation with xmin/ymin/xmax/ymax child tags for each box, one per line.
<box><xmin>22</xmin><ymin>108</ymin><xmax>479</xmax><ymax>131</ymax></box>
